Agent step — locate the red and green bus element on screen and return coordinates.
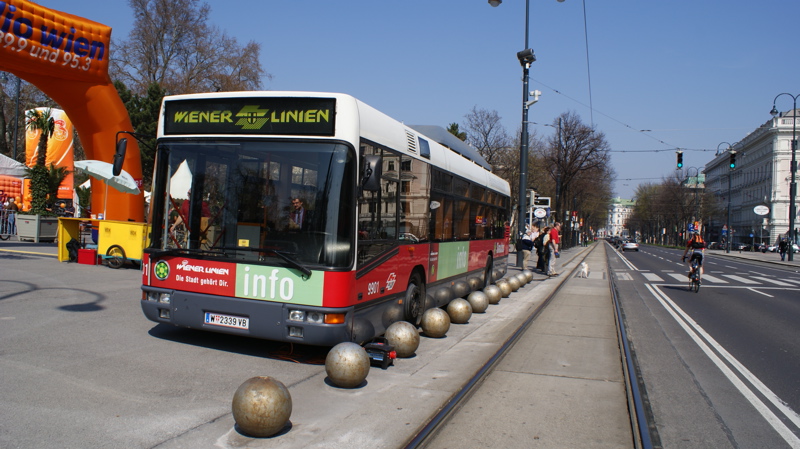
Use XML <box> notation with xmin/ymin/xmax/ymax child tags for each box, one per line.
<box><xmin>141</xmin><ymin>92</ymin><xmax>510</xmax><ymax>345</ymax></box>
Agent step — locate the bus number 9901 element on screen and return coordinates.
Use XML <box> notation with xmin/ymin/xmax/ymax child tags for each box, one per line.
<box><xmin>367</xmin><ymin>281</ymin><xmax>380</xmax><ymax>295</ymax></box>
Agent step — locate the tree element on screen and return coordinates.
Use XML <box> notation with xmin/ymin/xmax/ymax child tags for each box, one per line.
<box><xmin>115</xmin><ymin>81</ymin><xmax>164</xmax><ymax>189</ymax></box>
<box><xmin>463</xmin><ymin>106</ymin><xmax>512</xmax><ymax>167</ymax></box>
<box><xmin>25</xmin><ymin>109</ymin><xmax>56</xmax><ymax>214</ymax></box>
<box><xmin>111</xmin><ymin>0</ymin><xmax>270</xmax><ymax>96</ymax></box>
<box><xmin>538</xmin><ymin>112</ymin><xmax>612</xmax><ymax>221</ymax></box>
<box><xmin>446</xmin><ymin>123</ymin><xmax>467</xmax><ymax>141</ymax></box>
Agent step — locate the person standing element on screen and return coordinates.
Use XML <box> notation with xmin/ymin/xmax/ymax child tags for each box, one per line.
<box><xmin>520</xmin><ymin>225</ymin><xmax>538</xmax><ymax>269</ymax></box>
<box><xmin>778</xmin><ymin>239</ymin><xmax>788</xmax><ymax>261</ymax></box>
<box><xmin>547</xmin><ymin>222</ymin><xmax>562</xmax><ymax>276</ymax></box>
<box><xmin>536</xmin><ymin>226</ymin><xmax>550</xmax><ymax>273</ymax></box>
<box><xmin>288</xmin><ymin>197</ymin><xmax>311</xmax><ymax>231</ymax></box>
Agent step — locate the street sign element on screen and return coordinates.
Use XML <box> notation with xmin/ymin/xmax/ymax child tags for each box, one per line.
<box><xmin>753</xmin><ymin>205</ymin><xmax>769</xmax><ymax>216</ymax></box>
<box><xmin>533</xmin><ymin>208</ymin><xmax>547</xmax><ymax>219</ymax></box>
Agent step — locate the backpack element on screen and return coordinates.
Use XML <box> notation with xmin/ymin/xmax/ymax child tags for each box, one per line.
<box><xmin>66</xmin><ymin>238</ymin><xmax>81</xmax><ymax>262</ymax></box>
<box><xmin>533</xmin><ymin>235</ymin><xmax>542</xmax><ymax>249</ymax></box>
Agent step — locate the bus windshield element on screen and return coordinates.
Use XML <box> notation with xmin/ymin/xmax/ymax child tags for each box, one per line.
<box><xmin>149</xmin><ymin>139</ymin><xmax>356</xmax><ymax>269</ymax></box>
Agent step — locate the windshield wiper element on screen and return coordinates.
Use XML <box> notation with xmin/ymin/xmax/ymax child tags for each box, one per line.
<box><xmin>219</xmin><ymin>246</ymin><xmax>312</xmax><ymax>278</ymax></box>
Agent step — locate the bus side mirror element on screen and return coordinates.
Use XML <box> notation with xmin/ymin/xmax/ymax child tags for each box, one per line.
<box><xmin>113</xmin><ymin>138</ymin><xmax>127</xmax><ymax>177</ymax></box>
<box><xmin>361</xmin><ymin>155</ymin><xmax>382</xmax><ymax>192</ymax></box>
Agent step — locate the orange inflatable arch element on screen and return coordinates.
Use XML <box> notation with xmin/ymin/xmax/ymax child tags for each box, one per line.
<box><xmin>0</xmin><ymin>0</ymin><xmax>143</xmax><ymax>221</ymax></box>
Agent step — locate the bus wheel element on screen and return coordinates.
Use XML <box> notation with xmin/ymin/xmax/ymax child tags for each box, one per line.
<box><xmin>106</xmin><ymin>245</ymin><xmax>127</xmax><ymax>269</ymax></box>
<box><xmin>404</xmin><ymin>274</ymin><xmax>425</xmax><ymax>327</ymax></box>
<box><xmin>483</xmin><ymin>256</ymin><xmax>494</xmax><ymax>288</ymax></box>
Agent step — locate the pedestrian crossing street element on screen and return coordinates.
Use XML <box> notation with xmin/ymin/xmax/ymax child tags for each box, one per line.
<box><xmin>622</xmin><ymin>270</ymin><xmax>800</xmax><ymax>287</ymax></box>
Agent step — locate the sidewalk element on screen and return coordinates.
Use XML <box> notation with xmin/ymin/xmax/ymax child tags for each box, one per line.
<box><xmin>426</xmin><ymin>242</ymin><xmax>633</xmax><ymax>448</ymax></box>
<box><xmin>705</xmin><ymin>247</ymin><xmax>800</xmax><ymax>269</ymax></box>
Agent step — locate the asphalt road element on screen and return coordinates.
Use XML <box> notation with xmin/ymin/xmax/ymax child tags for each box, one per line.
<box><xmin>0</xmin><ymin>241</ymin><xmax>590</xmax><ymax>449</ymax></box>
<box><xmin>609</xmin><ymin>243</ymin><xmax>800</xmax><ymax>448</ymax></box>
<box><xmin>0</xmin><ymin>249</ymin><xmax>328</xmax><ymax>449</ymax></box>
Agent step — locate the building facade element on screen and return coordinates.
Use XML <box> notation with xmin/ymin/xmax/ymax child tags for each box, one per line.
<box><xmin>704</xmin><ymin>109</ymin><xmax>798</xmax><ymax>247</ymax></box>
<box><xmin>603</xmin><ymin>197</ymin><xmax>635</xmax><ymax>239</ymax></box>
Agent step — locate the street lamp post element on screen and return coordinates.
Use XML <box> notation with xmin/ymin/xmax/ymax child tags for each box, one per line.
<box><xmin>770</xmin><ymin>94</ymin><xmax>798</xmax><ymax>262</ymax></box>
<box><xmin>718</xmin><ymin>142</ymin><xmax>737</xmax><ymax>253</ymax></box>
<box><xmin>489</xmin><ymin>0</ymin><xmax>564</xmax><ymax>268</ymax></box>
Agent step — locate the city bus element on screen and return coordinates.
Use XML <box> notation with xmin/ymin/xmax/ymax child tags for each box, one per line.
<box><xmin>140</xmin><ymin>92</ymin><xmax>510</xmax><ymax>346</ymax></box>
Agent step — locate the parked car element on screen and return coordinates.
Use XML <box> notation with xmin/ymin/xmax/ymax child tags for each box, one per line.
<box><xmin>707</xmin><ymin>241</ymin><xmax>720</xmax><ymax>250</ymax></box>
<box><xmin>767</xmin><ymin>244</ymin><xmax>778</xmax><ymax>252</ymax></box>
<box><xmin>621</xmin><ymin>240</ymin><xmax>640</xmax><ymax>251</ymax></box>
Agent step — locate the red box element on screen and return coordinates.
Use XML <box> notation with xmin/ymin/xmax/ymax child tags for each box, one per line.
<box><xmin>77</xmin><ymin>249</ymin><xmax>98</xmax><ymax>265</ymax></box>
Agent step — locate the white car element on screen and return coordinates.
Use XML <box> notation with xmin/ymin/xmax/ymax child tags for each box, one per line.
<box><xmin>621</xmin><ymin>240</ymin><xmax>640</xmax><ymax>251</ymax></box>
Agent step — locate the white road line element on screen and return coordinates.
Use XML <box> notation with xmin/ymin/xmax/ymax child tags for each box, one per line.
<box><xmin>783</xmin><ymin>278</ymin><xmax>800</xmax><ymax>285</ymax></box>
<box><xmin>700</xmin><ymin>274</ymin><xmax>728</xmax><ymax>283</ymax></box>
<box><xmin>642</xmin><ymin>273</ymin><xmax>664</xmax><ymax>282</ymax></box>
<box><xmin>722</xmin><ymin>275</ymin><xmax>761</xmax><ymax>284</ymax></box>
<box><xmin>748</xmin><ymin>288</ymin><xmax>773</xmax><ymax>297</ymax></box>
<box><xmin>645</xmin><ymin>284</ymin><xmax>800</xmax><ymax>447</ymax></box>
<box><xmin>751</xmin><ymin>277</ymin><xmax>795</xmax><ymax>287</ymax></box>
<box><xmin>667</xmin><ymin>273</ymin><xmax>690</xmax><ymax>282</ymax></box>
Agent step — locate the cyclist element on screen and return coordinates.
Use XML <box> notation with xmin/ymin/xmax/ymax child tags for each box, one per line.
<box><xmin>682</xmin><ymin>232</ymin><xmax>706</xmax><ymax>283</ymax></box>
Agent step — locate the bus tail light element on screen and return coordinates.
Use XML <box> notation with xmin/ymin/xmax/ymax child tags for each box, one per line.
<box><xmin>324</xmin><ymin>313</ymin><xmax>345</xmax><ymax>324</ymax></box>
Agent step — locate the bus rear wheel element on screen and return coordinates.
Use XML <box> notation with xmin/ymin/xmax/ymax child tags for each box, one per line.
<box><xmin>483</xmin><ymin>256</ymin><xmax>494</xmax><ymax>288</ymax></box>
<box><xmin>404</xmin><ymin>274</ymin><xmax>425</xmax><ymax>327</ymax></box>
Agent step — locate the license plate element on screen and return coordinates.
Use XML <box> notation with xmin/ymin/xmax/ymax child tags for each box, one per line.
<box><xmin>204</xmin><ymin>312</ymin><xmax>249</xmax><ymax>330</ymax></box>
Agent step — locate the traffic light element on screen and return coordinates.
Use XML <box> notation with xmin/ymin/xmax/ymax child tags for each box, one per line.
<box><xmin>729</xmin><ymin>151</ymin><xmax>737</xmax><ymax>169</ymax></box>
<box><xmin>676</xmin><ymin>151</ymin><xmax>683</xmax><ymax>169</ymax></box>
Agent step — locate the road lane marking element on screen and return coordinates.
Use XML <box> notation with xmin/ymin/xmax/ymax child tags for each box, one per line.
<box><xmin>642</xmin><ymin>273</ymin><xmax>664</xmax><ymax>282</ymax></box>
<box><xmin>700</xmin><ymin>274</ymin><xmax>728</xmax><ymax>283</ymax></box>
<box><xmin>751</xmin><ymin>277</ymin><xmax>794</xmax><ymax>286</ymax></box>
<box><xmin>645</xmin><ymin>284</ymin><xmax>800</xmax><ymax>446</ymax></box>
<box><xmin>722</xmin><ymin>275</ymin><xmax>761</xmax><ymax>284</ymax></box>
<box><xmin>667</xmin><ymin>273</ymin><xmax>690</xmax><ymax>282</ymax></box>
<box><xmin>747</xmin><ymin>288</ymin><xmax>773</xmax><ymax>297</ymax></box>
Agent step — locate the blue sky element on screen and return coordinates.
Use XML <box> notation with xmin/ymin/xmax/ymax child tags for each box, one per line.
<box><xmin>35</xmin><ymin>0</ymin><xmax>800</xmax><ymax>199</ymax></box>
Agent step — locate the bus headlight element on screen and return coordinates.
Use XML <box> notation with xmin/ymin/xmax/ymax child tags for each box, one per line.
<box><xmin>307</xmin><ymin>311</ymin><xmax>324</xmax><ymax>324</ymax></box>
<box><xmin>288</xmin><ymin>310</ymin><xmax>306</xmax><ymax>322</ymax></box>
<box><xmin>147</xmin><ymin>292</ymin><xmax>171</xmax><ymax>304</ymax></box>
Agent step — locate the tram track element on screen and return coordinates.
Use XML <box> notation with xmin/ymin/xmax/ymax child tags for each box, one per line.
<box><xmin>403</xmin><ymin>244</ymin><xmax>610</xmax><ymax>448</ymax></box>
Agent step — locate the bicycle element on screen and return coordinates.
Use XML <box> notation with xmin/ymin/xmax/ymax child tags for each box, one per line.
<box><xmin>684</xmin><ymin>256</ymin><xmax>701</xmax><ymax>293</ymax></box>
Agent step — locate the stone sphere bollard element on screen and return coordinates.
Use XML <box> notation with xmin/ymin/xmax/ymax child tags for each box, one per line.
<box><xmin>496</xmin><ymin>279</ymin><xmax>512</xmax><ymax>297</ymax></box>
<box><xmin>467</xmin><ymin>290</ymin><xmax>489</xmax><ymax>313</ymax></box>
<box><xmin>385</xmin><ymin>321</ymin><xmax>420</xmax><ymax>358</ymax></box>
<box><xmin>447</xmin><ymin>298</ymin><xmax>472</xmax><ymax>324</ymax></box>
<box><xmin>325</xmin><ymin>342</ymin><xmax>370</xmax><ymax>388</ymax></box>
<box><xmin>232</xmin><ymin>376</ymin><xmax>292</xmax><ymax>437</ymax></box>
<box><xmin>522</xmin><ymin>269</ymin><xmax>534</xmax><ymax>283</ymax></box>
<box><xmin>507</xmin><ymin>276</ymin><xmax>521</xmax><ymax>292</ymax></box>
<box><xmin>467</xmin><ymin>276</ymin><xmax>482</xmax><ymax>291</ymax></box>
<box><xmin>483</xmin><ymin>284</ymin><xmax>502</xmax><ymax>304</ymax></box>
<box><xmin>515</xmin><ymin>272</ymin><xmax>528</xmax><ymax>286</ymax></box>
<box><xmin>452</xmin><ymin>280</ymin><xmax>470</xmax><ymax>298</ymax></box>
<box><xmin>421</xmin><ymin>307</ymin><xmax>451</xmax><ymax>338</ymax></box>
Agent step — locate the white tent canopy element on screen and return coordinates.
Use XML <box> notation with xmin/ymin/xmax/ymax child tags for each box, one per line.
<box><xmin>0</xmin><ymin>153</ymin><xmax>27</xmax><ymax>177</ymax></box>
<box><xmin>170</xmin><ymin>160</ymin><xmax>193</xmax><ymax>200</ymax></box>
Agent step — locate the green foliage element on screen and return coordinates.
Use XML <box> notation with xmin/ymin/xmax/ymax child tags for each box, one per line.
<box><xmin>24</xmin><ymin>163</ymin><xmax>69</xmax><ymax>216</ymax></box>
<box><xmin>25</xmin><ymin>108</ymin><xmax>55</xmax><ymax>167</ymax></box>
<box><xmin>76</xmin><ymin>185</ymin><xmax>91</xmax><ymax>217</ymax></box>
<box><xmin>446</xmin><ymin>123</ymin><xmax>467</xmax><ymax>141</ymax></box>
<box><xmin>26</xmin><ymin>165</ymin><xmax>51</xmax><ymax>215</ymax></box>
<box><xmin>114</xmin><ymin>81</ymin><xmax>163</xmax><ymax>190</ymax></box>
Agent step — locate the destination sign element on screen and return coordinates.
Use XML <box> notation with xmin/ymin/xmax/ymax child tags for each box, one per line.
<box><xmin>164</xmin><ymin>97</ymin><xmax>336</xmax><ymax>136</ymax></box>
